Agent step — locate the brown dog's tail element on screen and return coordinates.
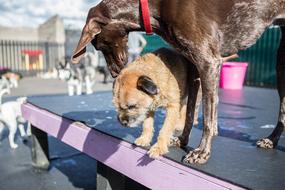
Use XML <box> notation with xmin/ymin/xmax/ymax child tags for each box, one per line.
<box><xmin>222</xmin><ymin>54</ymin><xmax>239</xmax><ymax>62</ymax></box>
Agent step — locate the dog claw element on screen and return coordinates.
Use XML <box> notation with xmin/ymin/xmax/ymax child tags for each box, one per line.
<box><xmin>11</xmin><ymin>144</ymin><xmax>18</xmax><ymax>149</ymax></box>
<box><xmin>183</xmin><ymin>148</ymin><xmax>210</xmax><ymax>164</ymax></box>
<box><xmin>256</xmin><ymin>138</ymin><xmax>274</xmax><ymax>149</ymax></box>
<box><xmin>148</xmin><ymin>143</ymin><xmax>168</xmax><ymax>159</ymax></box>
<box><xmin>134</xmin><ymin>136</ymin><xmax>151</xmax><ymax>147</ymax></box>
<box><xmin>169</xmin><ymin>136</ymin><xmax>181</xmax><ymax>147</ymax></box>
<box><xmin>169</xmin><ymin>136</ymin><xmax>188</xmax><ymax>148</ymax></box>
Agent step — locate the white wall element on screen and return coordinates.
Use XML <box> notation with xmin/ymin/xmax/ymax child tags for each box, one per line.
<box><xmin>0</xmin><ymin>26</ymin><xmax>38</xmax><ymax>41</ymax></box>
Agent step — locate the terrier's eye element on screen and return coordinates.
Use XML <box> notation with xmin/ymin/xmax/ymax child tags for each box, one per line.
<box><xmin>127</xmin><ymin>104</ymin><xmax>137</xmax><ymax>110</ymax></box>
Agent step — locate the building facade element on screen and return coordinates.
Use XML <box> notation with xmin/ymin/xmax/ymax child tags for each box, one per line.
<box><xmin>0</xmin><ymin>15</ymin><xmax>65</xmax><ymax>75</ymax></box>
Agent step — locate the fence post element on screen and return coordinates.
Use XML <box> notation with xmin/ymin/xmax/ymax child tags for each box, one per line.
<box><xmin>45</xmin><ymin>42</ymin><xmax>50</xmax><ymax>70</ymax></box>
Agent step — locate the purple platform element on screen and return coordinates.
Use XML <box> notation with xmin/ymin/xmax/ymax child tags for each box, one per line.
<box><xmin>21</xmin><ymin>87</ymin><xmax>285</xmax><ymax>190</ymax></box>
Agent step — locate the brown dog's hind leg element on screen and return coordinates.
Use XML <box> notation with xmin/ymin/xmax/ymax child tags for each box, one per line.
<box><xmin>173</xmin><ymin>53</ymin><xmax>238</xmax><ymax>147</ymax></box>
<box><xmin>257</xmin><ymin>26</ymin><xmax>285</xmax><ymax>148</ymax></box>
<box><xmin>184</xmin><ymin>58</ymin><xmax>221</xmax><ymax>164</ymax></box>
<box><xmin>193</xmin><ymin>86</ymin><xmax>202</xmax><ymax>126</ymax></box>
<box><xmin>170</xmin><ymin>64</ymin><xmax>200</xmax><ymax>148</ymax></box>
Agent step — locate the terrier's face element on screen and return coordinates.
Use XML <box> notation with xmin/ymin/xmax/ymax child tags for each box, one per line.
<box><xmin>113</xmin><ymin>72</ymin><xmax>158</xmax><ymax>128</ymax></box>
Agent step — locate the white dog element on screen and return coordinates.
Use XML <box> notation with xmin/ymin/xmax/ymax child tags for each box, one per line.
<box><xmin>0</xmin><ymin>97</ymin><xmax>31</xmax><ymax>149</ymax></box>
<box><xmin>58</xmin><ymin>53</ymin><xmax>96</xmax><ymax>96</ymax></box>
<box><xmin>0</xmin><ymin>77</ymin><xmax>11</xmax><ymax>101</ymax></box>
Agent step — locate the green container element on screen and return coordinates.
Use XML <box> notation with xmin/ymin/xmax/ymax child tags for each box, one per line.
<box><xmin>141</xmin><ymin>34</ymin><xmax>170</xmax><ymax>55</ymax></box>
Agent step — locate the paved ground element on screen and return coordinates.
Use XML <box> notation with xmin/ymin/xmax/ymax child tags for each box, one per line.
<box><xmin>8</xmin><ymin>74</ymin><xmax>113</xmax><ymax>97</ymax></box>
<box><xmin>0</xmin><ymin>74</ymin><xmax>112</xmax><ymax>190</ymax></box>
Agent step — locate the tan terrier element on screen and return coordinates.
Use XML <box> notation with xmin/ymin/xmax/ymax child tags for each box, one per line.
<box><xmin>113</xmin><ymin>48</ymin><xmax>238</xmax><ymax>158</ymax></box>
<box><xmin>113</xmin><ymin>48</ymin><xmax>191</xmax><ymax>158</ymax></box>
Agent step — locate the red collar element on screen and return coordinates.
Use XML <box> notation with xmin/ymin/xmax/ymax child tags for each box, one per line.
<box><xmin>140</xmin><ymin>0</ymin><xmax>153</xmax><ymax>35</ymax></box>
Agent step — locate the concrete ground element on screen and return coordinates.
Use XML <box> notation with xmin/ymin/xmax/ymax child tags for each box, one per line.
<box><xmin>8</xmin><ymin>74</ymin><xmax>113</xmax><ymax>97</ymax></box>
<box><xmin>0</xmin><ymin>74</ymin><xmax>112</xmax><ymax>190</ymax></box>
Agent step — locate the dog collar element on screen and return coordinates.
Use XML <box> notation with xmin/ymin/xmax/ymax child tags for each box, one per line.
<box><xmin>140</xmin><ymin>0</ymin><xmax>153</xmax><ymax>35</ymax></box>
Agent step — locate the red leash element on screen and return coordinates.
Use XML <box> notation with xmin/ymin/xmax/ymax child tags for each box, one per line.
<box><xmin>140</xmin><ymin>0</ymin><xmax>153</xmax><ymax>35</ymax></box>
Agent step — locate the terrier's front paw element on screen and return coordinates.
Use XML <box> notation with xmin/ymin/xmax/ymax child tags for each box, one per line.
<box><xmin>257</xmin><ymin>138</ymin><xmax>274</xmax><ymax>149</ymax></box>
<box><xmin>134</xmin><ymin>136</ymin><xmax>151</xmax><ymax>147</ymax></box>
<box><xmin>183</xmin><ymin>148</ymin><xmax>210</xmax><ymax>164</ymax></box>
<box><xmin>148</xmin><ymin>143</ymin><xmax>168</xmax><ymax>159</ymax></box>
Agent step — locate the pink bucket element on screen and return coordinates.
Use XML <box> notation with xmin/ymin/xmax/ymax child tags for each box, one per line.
<box><xmin>220</xmin><ymin>62</ymin><xmax>248</xmax><ymax>89</ymax></box>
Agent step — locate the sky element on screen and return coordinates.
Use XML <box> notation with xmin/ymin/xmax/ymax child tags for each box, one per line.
<box><xmin>0</xmin><ymin>0</ymin><xmax>101</xmax><ymax>29</ymax></box>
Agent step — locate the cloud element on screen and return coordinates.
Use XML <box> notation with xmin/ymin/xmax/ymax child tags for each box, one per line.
<box><xmin>0</xmin><ymin>0</ymin><xmax>102</xmax><ymax>29</ymax></box>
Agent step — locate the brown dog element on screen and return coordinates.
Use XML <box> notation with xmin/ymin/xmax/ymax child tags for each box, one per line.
<box><xmin>72</xmin><ymin>0</ymin><xmax>285</xmax><ymax>164</ymax></box>
<box><xmin>113</xmin><ymin>48</ymin><xmax>189</xmax><ymax>158</ymax></box>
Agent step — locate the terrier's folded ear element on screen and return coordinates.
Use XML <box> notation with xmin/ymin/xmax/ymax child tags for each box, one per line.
<box><xmin>137</xmin><ymin>76</ymin><xmax>158</xmax><ymax>95</ymax></box>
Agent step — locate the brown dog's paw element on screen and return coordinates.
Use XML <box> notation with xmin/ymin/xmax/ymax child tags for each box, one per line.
<box><xmin>169</xmin><ymin>136</ymin><xmax>181</xmax><ymax>147</ymax></box>
<box><xmin>148</xmin><ymin>143</ymin><xmax>168</xmax><ymax>159</ymax></box>
<box><xmin>134</xmin><ymin>136</ymin><xmax>151</xmax><ymax>147</ymax></box>
<box><xmin>193</xmin><ymin>119</ymin><xmax>199</xmax><ymax>126</ymax></box>
<box><xmin>183</xmin><ymin>148</ymin><xmax>210</xmax><ymax>164</ymax></box>
<box><xmin>256</xmin><ymin>138</ymin><xmax>274</xmax><ymax>149</ymax></box>
<box><xmin>169</xmin><ymin>136</ymin><xmax>188</xmax><ymax>148</ymax></box>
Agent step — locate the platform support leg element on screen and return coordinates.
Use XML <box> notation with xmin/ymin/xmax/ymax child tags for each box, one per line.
<box><xmin>30</xmin><ymin>125</ymin><xmax>50</xmax><ymax>170</ymax></box>
<box><xmin>96</xmin><ymin>162</ymin><xmax>149</xmax><ymax>190</ymax></box>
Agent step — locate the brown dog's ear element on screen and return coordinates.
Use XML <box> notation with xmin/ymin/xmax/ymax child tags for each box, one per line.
<box><xmin>137</xmin><ymin>76</ymin><xmax>158</xmax><ymax>95</ymax></box>
<box><xmin>71</xmin><ymin>18</ymin><xmax>102</xmax><ymax>64</ymax></box>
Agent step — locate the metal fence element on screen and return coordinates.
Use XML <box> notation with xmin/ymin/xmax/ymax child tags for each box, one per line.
<box><xmin>0</xmin><ymin>40</ymin><xmax>65</xmax><ymax>75</ymax></box>
<box><xmin>142</xmin><ymin>27</ymin><xmax>281</xmax><ymax>88</ymax></box>
<box><xmin>238</xmin><ymin>26</ymin><xmax>280</xmax><ymax>87</ymax></box>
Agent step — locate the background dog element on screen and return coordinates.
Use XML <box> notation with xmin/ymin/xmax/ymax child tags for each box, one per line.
<box><xmin>0</xmin><ymin>97</ymin><xmax>30</xmax><ymax>149</ymax></box>
<box><xmin>113</xmin><ymin>48</ymin><xmax>190</xmax><ymax>158</ymax></box>
<box><xmin>58</xmin><ymin>53</ymin><xmax>96</xmax><ymax>96</ymax></box>
<box><xmin>0</xmin><ymin>68</ymin><xmax>22</xmax><ymax>88</ymax></box>
<box><xmin>0</xmin><ymin>77</ymin><xmax>11</xmax><ymax>105</ymax></box>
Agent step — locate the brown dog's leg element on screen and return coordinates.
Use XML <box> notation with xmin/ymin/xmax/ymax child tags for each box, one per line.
<box><xmin>257</xmin><ymin>26</ymin><xmax>285</xmax><ymax>148</ymax></box>
<box><xmin>170</xmin><ymin>64</ymin><xmax>200</xmax><ymax>148</ymax></box>
<box><xmin>194</xmin><ymin>86</ymin><xmax>202</xmax><ymax>126</ymax></box>
<box><xmin>169</xmin><ymin>53</ymin><xmax>237</xmax><ymax>146</ymax></box>
<box><xmin>184</xmin><ymin>59</ymin><xmax>221</xmax><ymax>164</ymax></box>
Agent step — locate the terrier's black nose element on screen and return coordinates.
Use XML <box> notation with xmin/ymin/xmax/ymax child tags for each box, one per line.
<box><xmin>118</xmin><ymin>115</ymin><xmax>128</xmax><ymax>126</ymax></box>
<box><xmin>122</xmin><ymin>120</ymin><xmax>128</xmax><ymax>126</ymax></box>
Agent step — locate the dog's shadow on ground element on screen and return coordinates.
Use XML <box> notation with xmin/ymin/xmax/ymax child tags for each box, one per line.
<box><xmin>0</xmin><ymin>125</ymin><xmax>9</xmax><ymax>142</ymax></box>
<box><xmin>24</xmin><ymin>135</ymin><xmax>98</xmax><ymax>190</ymax></box>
